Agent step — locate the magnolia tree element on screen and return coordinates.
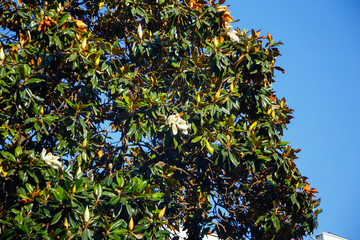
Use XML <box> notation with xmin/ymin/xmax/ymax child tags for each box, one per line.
<box><xmin>0</xmin><ymin>0</ymin><xmax>321</xmax><ymax>239</ymax></box>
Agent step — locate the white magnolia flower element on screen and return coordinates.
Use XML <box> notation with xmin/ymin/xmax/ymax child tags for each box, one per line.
<box><xmin>41</xmin><ymin>148</ymin><xmax>62</xmax><ymax>170</ymax></box>
<box><xmin>167</xmin><ymin>114</ymin><xmax>190</xmax><ymax>135</ymax></box>
<box><xmin>226</xmin><ymin>26</ymin><xmax>240</xmax><ymax>43</ymax></box>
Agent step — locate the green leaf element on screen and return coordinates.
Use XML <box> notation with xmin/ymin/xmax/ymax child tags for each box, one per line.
<box><xmin>228</xmin><ymin>152</ymin><xmax>239</xmax><ymax>167</ymax></box>
<box><xmin>271</xmin><ymin>214</ymin><xmax>280</xmax><ymax>231</ymax></box>
<box><xmin>24</xmin><ymin>117</ymin><xmax>37</xmax><ymax>125</ymax></box>
<box><xmin>111</xmin><ymin>229</ymin><xmax>128</xmax><ymax>235</ymax></box>
<box><xmin>1</xmin><ymin>151</ymin><xmax>16</xmax><ymax>162</ymax></box>
<box><xmin>15</xmin><ymin>146</ymin><xmax>22</xmax><ymax>157</ymax></box>
<box><xmin>69</xmin><ymin>53</ymin><xmax>77</xmax><ymax>62</ymax></box>
<box><xmin>278</xmin><ymin>141</ymin><xmax>289</xmax><ymax>146</ymax></box>
<box><xmin>25</xmin><ymin>183</ymin><xmax>34</xmax><ymax>193</ymax></box>
<box><xmin>191</xmin><ymin>136</ymin><xmax>202</xmax><ymax>143</ymax></box>
<box><xmin>110</xmin><ymin>219</ymin><xmax>126</xmax><ymax>231</ymax></box>
<box><xmin>94</xmin><ymin>184</ymin><xmax>102</xmax><ymax>199</ymax></box>
<box><xmin>126</xmin><ymin>124</ymin><xmax>137</xmax><ymax>137</ymax></box>
<box><xmin>133</xmin><ymin>223</ymin><xmax>149</xmax><ymax>233</ymax></box>
<box><xmin>81</xmin><ymin>229</ymin><xmax>90</xmax><ymax>240</ymax></box>
<box><xmin>23</xmin><ymin>64</ymin><xmax>31</xmax><ymax>77</ymax></box>
<box><xmin>60</xmin><ymin>14</ymin><xmax>70</xmax><ymax>22</ymax></box>
<box><xmin>290</xmin><ymin>193</ymin><xmax>300</xmax><ymax>209</ymax></box>
<box><xmin>42</xmin><ymin>115</ymin><xmax>59</xmax><ymax>124</ymax></box>
<box><xmin>50</xmin><ymin>211</ymin><xmax>62</xmax><ymax>225</ymax></box>
<box><xmin>26</xmin><ymin>78</ymin><xmax>44</xmax><ymax>84</ymax></box>
<box><xmin>53</xmin><ymin>187</ymin><xmax>65</xmax><ymax>201</ymax></box>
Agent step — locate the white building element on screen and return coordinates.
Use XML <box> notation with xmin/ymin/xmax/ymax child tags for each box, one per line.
<box><xmin>171</xmin><ymin>228</ymin><xmax>218</xmax><ymax>240</ymax></box>
<box><xmin>315</xmin><ymin>232</ymin><xmax>349</xmax><ymax>240</ymax></box>
<box><xmin>172</xmin><ymin>229</ymin><xmax>351</xmax><ymax>240</ymax></box>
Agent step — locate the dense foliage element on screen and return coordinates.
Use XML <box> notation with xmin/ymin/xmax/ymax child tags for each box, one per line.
<box><xmin>0</xmin><ymin>0</ymin><xmax>321</xmax><ymax>239</ymax></box>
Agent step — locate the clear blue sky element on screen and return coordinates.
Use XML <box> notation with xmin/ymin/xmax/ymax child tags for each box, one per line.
<box><xmin>229</xmin><ymin>0</ymin><xmax>360</xmax><ymax>239</ymax></box>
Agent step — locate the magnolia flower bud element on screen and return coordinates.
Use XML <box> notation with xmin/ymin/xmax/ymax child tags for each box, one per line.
<box><xmin>214</xmin><ymin>88</ymin><xmax>221</xmax><ymax>101</ymax></box>
<box><xmin>95</xmin><ymin>56</ymin><xmax>100</xmax><ymax>67</ymax></box>
<box><xmin>0</xmin><ymin>47</ymin><xmax>5</xmax><ymax>61</ymax></box>
<box><xmin>27</xmin><ymin>30</ymin><xmax>31</xmax><ymax>41</ymax></box>
<box><xmin>81</xmin><ymin>38</ymin><xmax>87</xmax><ymax>50</ymax></box>
<box><xmin>158</xmin><ymin>207</ymin><xmax>166</xmax><ymax>219</ymax></box>
<box><xmin>196</xmin><ymin>93</ymin><xmax>200</xmax><ymax>104</ymax></box>
<box><xmin>82</xmin><ymin>138</ymin><xmax>88</xmax><ymax>148</ymax></box>
<box><xmin>138</xmin><ymin>24</ymin><xmax>143</xmax><ymax>40</ymax></box>
<box><xmin>128</xmin><ymin>216</ymin><xmax>134</xmax><ymax>231</ymax></box>
<box><xmin>229</xmin><ymin>82</ymin><xmax>234</xmax><ymax>93</ymax></box>
<box><xmin>72</xmin><ymin>184</ymin><xmax>76</xmax><ymax>195</ymax></box>
<box><xmin>64</xmin><ymin>217</ymin><xmax>69</xmax><ymax>229</ymax></box>
<box><xmin>99</xmin><ymin>1</ymin><xmax>104</xmax><ymax>10</ymax></box>
<box><xmin>39</xmin><ymin>106</ymin><xmax>44</xmax><ymax>115</ymax></box>
<box><xmin>56</xmin><ymin>3</ymin><xmax>62</xmax><ymax>13</ymax></box>
<box><xmin>76</xmin><ymin>167</ymin><xmax>82</xmax><ymax>178</ymax></box>
<box><xmin>84</xmin><ymin>206</ymin><xmax>90</xmax><ymax>223</ymax></box>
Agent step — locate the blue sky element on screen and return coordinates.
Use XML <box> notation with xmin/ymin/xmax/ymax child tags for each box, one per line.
<box><xmin>229</xmin><ymin>0</ymin><xmax>360</xmax><ymax>239</ymax></box>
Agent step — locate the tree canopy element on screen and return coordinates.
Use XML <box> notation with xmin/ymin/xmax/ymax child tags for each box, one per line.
<box><xmin>0</xmin><ymin>0</ymin><xmax>321</xmax><ymax>239</ymax></box>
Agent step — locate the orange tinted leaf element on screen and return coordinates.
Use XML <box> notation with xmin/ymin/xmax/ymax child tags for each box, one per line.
<box><xmin>270</xmin><ymin>95</ymin><xmax>276</xmax><ymax>102</ymax></box>
<box><xmin>274</xmin><ymin>66</ymin><xmax>286</xmax><ymax>74</ymax></box>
